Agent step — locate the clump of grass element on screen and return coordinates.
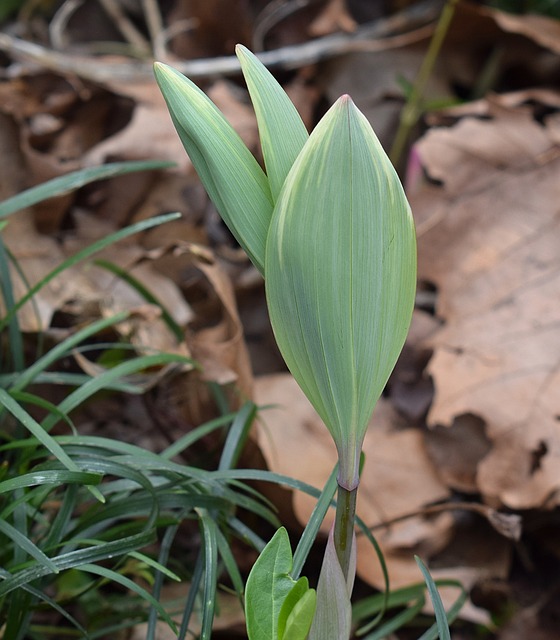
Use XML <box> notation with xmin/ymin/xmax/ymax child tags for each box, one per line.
<box><xmin>0</xmin><ymin>164</ymin><xmax>278</xmax><ymax>639</ymax></box>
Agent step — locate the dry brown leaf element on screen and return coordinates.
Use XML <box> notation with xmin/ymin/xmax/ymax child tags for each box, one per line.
<box><xmin>413</xmin><ymin>93</ymin><xmax>560</xmax><ymax>509</ymax></box>
<box><xmin>309</xmin><ymin>0</ymin><xmax>357</xmax><ymax>37</ymax></box>
<box><xmin>84</xmin><ymin>81</ymin><xmax>190</xmax><ymax>170</ymax></box>
<box><xmin>478</xmin><ymin>3</ymin><xmax>560</xmax><ymax>55</ymax></box>
<box><xmin>255</xmin><ymin>374</ymin><xmax>505</xmax><ymax>622</ymax></box>
<box><xmin>190</xmin><ymin>245</ymin><xmax>253</xmax><ymax>400</ymax></box>
<box><xmin>254</xmin><ymin>374</ymin><xmax>450</xmax><ymax>587</ymax></box>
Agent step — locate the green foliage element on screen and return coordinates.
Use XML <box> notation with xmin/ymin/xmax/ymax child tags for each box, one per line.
<box><xmin>352</xmin><ymin>574</ymin><xmax>467</xmax><ymax>640</ymax></box>
<box><xmin>156</xmin><ymin>47</ymin><xmax>416</xmax><ymax>497</ymax></box>
<box><xmin>278</xmin><ymin>578</ymin><xmax>317</xmax><ymax>640</ymax></box>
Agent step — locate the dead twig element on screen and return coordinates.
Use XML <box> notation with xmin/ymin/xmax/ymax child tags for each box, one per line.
<box><xmin>364</xmin><ymin>500</ymin><xmax>522</xmax><ymax>541</ymax></box>
<box><xmin>0</xmin><ymin>0</ymin><xmax>441</xmax><ymax>83</ymax></box>
<box><xmin>97</xmin><ymin>0</ymin><xmax>151</xmax><ymax>54</ymax></box>
<box><xmin>141</xmin><ymin>0</ymin><xmax>166</xmax><ymax>61</ymax></box>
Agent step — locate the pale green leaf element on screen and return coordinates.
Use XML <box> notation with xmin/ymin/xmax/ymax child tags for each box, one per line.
<box><xmin>236</xmin><ymin>44</ymin><xmax>309</xmax><ymax>201</ymax></box>
<box><xmin>266</xmin><ymin>95</ymin><xmax>416</xmax><ymax>488</ymax></box>
<box><xmin>154</xmin><ymin>62</ymin><xmax>273</xmax><ymax>273</ymax></box>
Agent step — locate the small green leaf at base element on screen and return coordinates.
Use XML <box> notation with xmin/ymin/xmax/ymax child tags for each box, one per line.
<box><xmin>278</xmin><ymin>577</ymin><xmax>316</xmax><ymax>640</ymax></box>
<box><xmin>245</xmin><ymin>527</ymin><xmax>295</xmax><ymax>640</ymax></box>
<box><xmin>246</xmin><ymin>527</ymin><xmax>315</xmax><ymax>640</ymax></box>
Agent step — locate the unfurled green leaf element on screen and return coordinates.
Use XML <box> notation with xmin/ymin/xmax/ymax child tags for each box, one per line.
<box><xmin>236</xmin><ymin>44</ymin><xmax>309</xmax><ymax>202</ymax></box>
<box><xmin>153</xmin><ymin>62</ymin><xmax>273</xmax><ymax>273</ymax></box>
<box><xmin>265</xmin><ymin>95</ymin><xmax>416</xmax><ymax>489</ymax></box>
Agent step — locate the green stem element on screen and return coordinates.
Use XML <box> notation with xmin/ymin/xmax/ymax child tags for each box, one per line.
<box><xmin>333</xmin><ymin>483</ymin><xmax>358</xmax><ymax>581</ymax></box>
<box><xmin>390</xmin><ymin>0</ymin><xmax>459</xmax><ymax>167</ymax></box>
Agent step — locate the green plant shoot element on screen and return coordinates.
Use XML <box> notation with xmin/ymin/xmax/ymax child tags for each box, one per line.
<box><xmin>155</xmin><ymin>45</ymin><xmax>417</xmax><ymax>639</ymax></box>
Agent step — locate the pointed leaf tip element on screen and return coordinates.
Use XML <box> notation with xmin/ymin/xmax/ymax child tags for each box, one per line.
<box><xmin>153</xmin><ymin>60</ymin><xmax>273</xmax><ymax>273</ymax></box>
<box><xmin>236</xmin><ymin>44</ymin><xmax>309</xmax><ymax>201</ymax></box>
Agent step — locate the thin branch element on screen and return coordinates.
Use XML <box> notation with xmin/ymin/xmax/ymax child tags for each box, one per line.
<box><xmin>141</xmin><ymin>0</ymin><xmax>166</xmax><ymax>60</ymax></box>
<box><xmin>0</xmin><ymin>0</ymin><xmax>441</xmax><ymax>83</ymax></box>
<box><xmin>252</xmin><ymin>0</ymin><xmax>311</xmax><ymax>52</ymax></box>
<box><xmin>98</xmin><ymin>0</ymin><xmax>151</xmax><ymax>54</ymax></box>
<box><xmin>49</xmin><ymin>0</ymin><xmax>84</xmax><ymax>50</ymax></box>
<box><xmin>364</xmin><ymin>500</ymin><xmax>522</xmax><ymax>541</ymax></box>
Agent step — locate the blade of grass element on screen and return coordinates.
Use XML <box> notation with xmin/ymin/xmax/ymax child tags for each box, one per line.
<box><xmin>0</xmin><ymin>529</ymin><xmax>157</xmax><ymax>598</ymax></box>
<box><xmin>0</xmin><ymin>161</ymin><xmax>174</xmax><ymax>219</ymax></box>
<box><xmin>79</xmin><ymin>563</ymin><xmax>178</xmax><ymax>634</ymax></box>
<box><xmin>147</xmin><ymin>523</ymin><xmax>180</xmax><ymax>640</ymax></box>
<box><xmin>0</xmin><ymin>518</ymin><xmax>58</xmax><ymax>573</ymax></box>
<box><xmin>215</xmin><ymin>526</ymin><xmax>244</xmax><ymax>599</ymax></box>
<box><xmin>197</xmin><ymin>509</ymin><xmax>219</xmax><ymax>640</ymax></box>
<box><xmin>42</xmin><ymin>484</ymin><xmax>78</xmax><ymax>552</ymax></box>
<box><xmin>361</xmin><ymin>595</ymin><xmax>425</xmax><ymax>640</ymax></box>
<box><xmin>93</xmin><ymin>259</ymin><xmax>184</xmax><ymax>342</ymax></box>
<box><xmin>9</xmin><ymin>311</ymin><xmax>129</xmax><ymax>393</ymax></box>
<box><xmin>0</xmin><ymin>469</ymin><xmax>101</xmax><ymax>494</ymax></box>
<box><xmin>416</xmin><ymin>557</ymin><xmax>452</xmax><ymax>640</ymax></box>
<box><xmin>9</xmin><ymin>390</ymin><xmax>77</xmax><ymax>433</ymax></box>
<box><xmin>0</xmin><ymin>212</ymin><xmax>181</xmax><ymax>334</ymax></box>
<box><xmin>128</xmin><ymin>551</ymin><xmax>181</xmax><ymax>582</ymax></box>
<box><xmin>161</xmin><ymin>411</ymin><xmax>239</xmax><ymax>460</ymax></box>
<box><xmin>218</xmin><ymin>401</ymin><xmax>256</xmax><ymax>471</ymax></box>
<box><xmin>40</xmin><ymin>352</ymin><xmax>192</xmax><ymax>432</ymax></box>
<box><xmin>0</xmin><ymin>388</ymin><xmax>104</xmax><ymax>502</ymax></box>
<box><xmin>0</xmin><ymin>371</ymin><xmax>143</xmax><ymax>394</ymax></box>
<box><xmin>0</xmin><ymin>236</ymin><xmax>24</xmax><ymax>372</ymax></box>
<box><xmin>355</xmin><ymin>519</ymin><xmax>390</xmax><ymax>630</ymax></box>
<box><xmin>0</xmin><ymin>568</ymin><xmax>90</xmax><ymax>638</ymax></box>
<box><xmin>292</xmin><ymin>464</ymin><xmax>337</xmax><ymax>580</ymax></box>
<box><xmin>416</xmin><ymin>575</ymin><xmax>467</xmax><ymax>640</ymax></box>
<box><xmin>177</xmin><ymin>549</ymin><xmax>204</xmax><ymax>640</ymax></box>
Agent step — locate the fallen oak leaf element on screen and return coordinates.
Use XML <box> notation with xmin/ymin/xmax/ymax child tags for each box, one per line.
<box><xmin>413</xmin><ymin>92</ymin><xmax>560</xmax><ymax>509</ymax></box>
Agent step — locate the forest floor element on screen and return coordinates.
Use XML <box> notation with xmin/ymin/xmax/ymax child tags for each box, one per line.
<box><xmin>1</xmin><ymin>0</ymin><xmax>560</xmax><ymax>638</ymax></box>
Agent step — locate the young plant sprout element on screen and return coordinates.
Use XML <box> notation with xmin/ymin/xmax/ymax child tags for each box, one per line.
<box><xmin>155</xmin><ymin>45</ymin><xmax>416</xmax><ymax>640</ymax></box>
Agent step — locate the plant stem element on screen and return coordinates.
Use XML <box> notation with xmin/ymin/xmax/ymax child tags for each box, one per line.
<box><xmin>390</xmin><ymin>0</ymin><xmax>458</xmax><ymax>168</ymax></box>
<box><xmin>333</xmin><ymin>482</ymin><xmax>357</xmax><ymax>581</ymax></box>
